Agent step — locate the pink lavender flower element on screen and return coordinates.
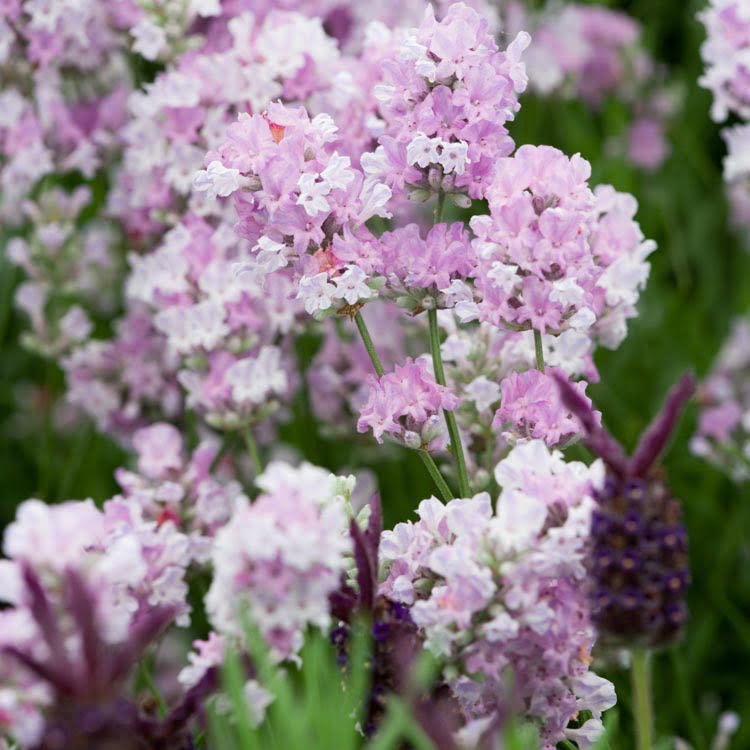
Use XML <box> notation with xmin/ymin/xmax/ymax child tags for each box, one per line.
<box><xmin>115</xmin><ymin>422</ymin><xmax>248</xmax><ymax>560</ymax></box>
<box><xmin>113</xmin><ymin>10</ymin><xmax>346</xmax><ymax>241</ymax></box>
<box><xmin>428</xmin><ymin>314</ymin><xmax>600</xmax><ymax>491</ymax></box>
<box><xmin>379</xmin><ymin>441</ymin><xmax>614</xmax><ymax>749</ymax></box>
<box><xmin>470</xmin><ymin>146</ymin><xmax>655</xmax><ymax>348</ymax></box>
<box><xmin>692</xmin><ymin>317</ymin><xmax>750</xmax><ymax>481</ymax></box>
<box><xmin>196</xmin><ymin>101</ymin><xmax>390</xmax><ymax>320</ymax></box>
<box><xmin>125</xmin><ymin>216</ymin><xmax>300</xmax><ymax>429</ymax></box>
<box><xmin>198</xmin><ymin>102</ymin><xmax>389</xmax><ymax>261</ymax></box>
<box><xmin>7</xmin><ymin>188</ymin><xmax>121</xmax><ymax>357</ymax></box>
<box><xmin>699</xmin><ymin>0</ymin><xmax>750</xmax><ymax>121</ymax></box>
<box><xmin>205</xmin><ymin>462</ymin><xmax>354</xmax><ymax>661</ymax></box>
<box><xmin>62</xmin><ymin>311</ymin><xmax>182</xmax><ymax>445</ymax></box>
<box><xmin>493</xmin><ymin>367</ymin><xmax>599</xmax><ymax>447</ymax></box>
<box><xmin>357</xmin><ymin>358</ymin><xmax>459</xmax><ymax>451</ymax></box>
<box><xmin>0</xmin><ymin>4</ymin><xmax>130</xmax><ymax>221</ymax></box>
<box><xmin>365</xmin><ymin>2</ymin><xmax>529</xmax><ymax>202</ymax></box>
<box><xmin>2</xmin><ymin>496</ymin><xmax>191</xmax><ymax>636</ymax></box>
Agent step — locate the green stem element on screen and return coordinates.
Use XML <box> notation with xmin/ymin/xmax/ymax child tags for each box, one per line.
<box><xmin>353</xmin><ymin>310</ymin><xmax>454</xmax><ymax>501</ymax></box>
<box><xmin>534</xmin><ymin>328</ymin><xmax>545</xmax><ymax>373</ymax></box>
<box><xmin>354</xmin><ymin>311</ymin><xmax>384</xmax><ymax>377</ymax></box>
<box><xmin>419</xmin><ymin>451</ymin><xmax>453</xmax><ymax>503</ymax></box>
<box><xmin>631</xmin><ymin>649</ymin><xmax>654</xmax><ymax>750</ymax></box>
<box><xmin>243</xmin><ymin>427</ymin><xmax>263</xmax><ymax>476</ymax></box>
<box><xmin>428</xmin><ymin>308</ymin><xmax>470</xmax><ymax>497</ymax></box>
<box><xmin>434</xmin><ymin>190</ymin><xmax>446</xmax><ymax>224</ymax></box>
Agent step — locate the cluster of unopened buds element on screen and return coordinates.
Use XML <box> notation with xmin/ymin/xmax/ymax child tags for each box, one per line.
<box><xmin>0</xmin><ymin>1</ymin><xmax>732</xmax><ymax>749</ymax></box>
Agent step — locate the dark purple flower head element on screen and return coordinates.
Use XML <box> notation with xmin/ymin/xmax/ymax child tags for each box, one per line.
<box><xmin>553</xmin><ymin>372</ymin><xmax>695</xmax><ymax>648</ymax></box>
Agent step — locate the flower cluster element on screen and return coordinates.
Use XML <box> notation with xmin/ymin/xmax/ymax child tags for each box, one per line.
<box><xmin>62</xmin><ymin>311</ymin><xmax>182</xmax><ymax>445</ymax></box>
<box><xmin>8</xmin><ymin>187</ymin><xmax>122</xmax><ymax>357</ymax></box>
<box><xmin>700</xmin><ymin>1</ymin><xmax>750</xmax><ymax>239</ymax></box>
<box><xmin>0</xmin><ymin>1</ymin><xmax>129</xmax><ymax>220</ymax></box>
<box><xmin>196</xmin><ymin>102</ymin><xmax>390</xmax><ymax>319</ymax></box>
<box><xmin>699</xmin><ymin>0</ymin><xmax>750</xmax><ymax>122</ymax></box>
<box><xmin>379</xmin><ymin>441</ymin><xmax>615</xmax><ymax>749</ymax></box>
<box><xmin>127</xmin><ymin>216</ymin><xmax>299</xmax><ymax>430</ymax></box>
<box><xmin>113</xmin><ymin>9</ymin><xmax>345</xmax><ymax>242</ymax></box>
<box><xmin>437</xmin><ymin>317</ymin><xmax>600</xmax><ymax>488</ymax></box>
<box><xmin>470</xmin><ymin>146</ymin><xmax>655</xmax><ymax>348</ymax></box>
<box><xmin>692</xmin><ymin>316</ymin><xmax>750</xmax><ymax>481</ymax></box>
<box><xmin>205</xmin><ymin>462</ymin><xmax>354</xmax><ymax>661</ymax></box>
<box><xmin>115</xmin><ymin>422</ymin><xmax>247</xmax><ymax>560</ymax></box>
<box><xmin>365</xmin><ymin>2</ymin><xmax>529</xmax><ymax>202</ymax></box>
<box><xmin>493</xmin><ymin>366</ymin><xmax>599</xmax><ymax>447</ymax></box>
<box><xmin>357</xmin><ymin>358</ymin><xmax>459</xmax><ymax>451</ymax></box>
<box><xmin>369</xmin><ymin>222</ymin><xmax>477</xmax><ymax>313</ymax></box>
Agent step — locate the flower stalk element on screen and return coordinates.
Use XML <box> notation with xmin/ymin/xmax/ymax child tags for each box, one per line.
<box><xmin>243</xmin><ymin>428</ymin><xmax>263</xmax><ymax>476</ymax></box>
<box><xmin>428</xmin><ymin>309</ymin><xmax>470</xmax><ymax>497</ymax></box>
<box><xmin>419</xmin><ymin>451</ymin><xmax>454</xmax><ymax>503</ymax></box>
<box><xmin>354</xmin><ymin>310</ymin><xmax>455</xmax><ymax>500</ymax></box>
<box><xmin>355</xmin><ymin>311</ymin><xmax>385</xmax><ymax>377</ymax></box>
<box><xmin>534</xmin><ymin>329</ymin><xmax>545</xmax><ymax>373</ymax></box>
<box><xmin>631</xmin><ymin>648</ymin><xmax>654</xmax><ymax>750</ymax></box>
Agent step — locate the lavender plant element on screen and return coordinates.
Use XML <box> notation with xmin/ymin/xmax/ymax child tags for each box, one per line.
<box><xmin>0</xmin><ymin>1</ymin><xmax>745</xmax><ymax>749</ymax></box>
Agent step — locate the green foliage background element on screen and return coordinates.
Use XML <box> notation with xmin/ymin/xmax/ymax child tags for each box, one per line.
<box><xmin>1</xmin><ymin>0</ymin><xmax>748</xmax><ymax>747</ymax></box>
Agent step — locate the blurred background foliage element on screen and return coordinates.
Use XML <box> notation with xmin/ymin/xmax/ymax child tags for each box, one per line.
<box><xmin>1</xmin><ymin>0</ymin><xmax>749</xmax><ymax>747</ymax></box>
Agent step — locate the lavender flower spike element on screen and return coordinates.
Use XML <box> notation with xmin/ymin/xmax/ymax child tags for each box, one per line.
<box><xmin>553</xmin><ymin>372</ymin><xmax>696</xmax><ymax>648</ymax></box>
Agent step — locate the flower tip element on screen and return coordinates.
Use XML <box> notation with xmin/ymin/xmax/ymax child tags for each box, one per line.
<box><xmin>629</xmin><ymin>371</ymin><xmax>698</xmax><ymax>477</ymax></box>
<box><xmin>675</xmin><ymin>371</ymin><xmax>697</xmax><ymax>401</ymax></box>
